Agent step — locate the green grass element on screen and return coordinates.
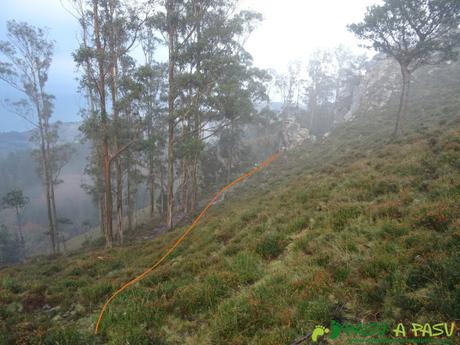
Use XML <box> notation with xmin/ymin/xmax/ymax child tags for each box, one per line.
<box><xmin>1</xmin><ymin>62</ymin><xmax>460</xmax><ymax>344</ymax></box>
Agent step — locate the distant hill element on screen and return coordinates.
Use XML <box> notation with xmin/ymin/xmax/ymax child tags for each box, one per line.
<box><xmin>0</xmin><ymin>130</ymin><xmax>33</xmax><ymax>156</ymax></box>
<box><xmin>0</xmin><ymin>121</ymin><xmax>81</xmax><ymax>158</ymax></box>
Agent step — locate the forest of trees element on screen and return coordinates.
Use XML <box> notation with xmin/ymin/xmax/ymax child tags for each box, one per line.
<box><xmin>0</xmin><ymin>0</ymin><xmax>459</xmax><ymax>257</ymax></box>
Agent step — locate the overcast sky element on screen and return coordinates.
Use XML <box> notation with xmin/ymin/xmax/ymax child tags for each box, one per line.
<box><xmin>0</xmin><ymin>0</ymin><xmax>379</xmax><ymax>132</ymax></box>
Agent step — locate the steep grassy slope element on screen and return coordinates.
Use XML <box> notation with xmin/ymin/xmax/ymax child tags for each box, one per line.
<box><xmin>1</xmin><ymin>67</ymin><xmax>460</xmax><ymax>344</ymax></box>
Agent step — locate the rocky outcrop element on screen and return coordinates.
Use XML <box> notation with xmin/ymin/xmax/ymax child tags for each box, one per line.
<box><xmin>345</xmin><ymin>55</ymin><xmax>401</xmax><ymax>121</ymax></box>
<box><xmin>282</xmin><ymin>115</ymin><xmax>313</xmax><ymax>149</ymax></box>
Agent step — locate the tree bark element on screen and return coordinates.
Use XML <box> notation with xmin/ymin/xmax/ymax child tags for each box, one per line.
<box><xmin>191</xmin><ymin>19</ymin><xmax>202</xmax><ymax>213</ymax></box>
<box><xmin>181</xmin><ymin>124</ymin><xmax>189</xmax><ymax>214</ymax></box>
<box><xmin>226</xmin><ymin>129</ymin><xmax>233</xmax><ymax>184</ymax></box>
<box><xmin>166</xmin><ymin>0</ymin><xmax>176</xmax><ymax>230</ymax></box>
<box><xmin>99</xmin><ymin>192</ymin><xmax>106</xmax><ymax>236</ymax></box>
<box><xmin>50</xmin><ymin>181</ymin><xmax>59</xmax><ymax>252</ymax></box>
<box><xmin>93</xmin><ymin>0</ymin><xmax>113</xmax><ymax>248</ymax></box>
<box><xmin>15</xmin><ymin>206</ymin><xmax>25</xmax><ymax>248</ymax></box>
<box><xmin>127</xmin><ymin>159</ymin><xmax>134</xmax><ymax>233</ymax></box>
<box><xmin>35</xmin><ymin>108</ymin><xmax>56</xmax><ymax>254</ymax></box>
<box><xmin>104</xmin><ymin>0</ymin><xmax>123</xmax><ymax>245</ymax></box>
<box><xmin>393</xmin><ymin>64</ymin><xmax>410</xmax><ymax>138</ymax></box>
<box><xmin>190</xmin><ymin>149</ymin><xmax>199</xmax><ymax>213</ymax></box>
<box><xmin>160</xmin><ymin>164</ymin><xmax>165</xmax><ymax>216</ymax></box>
<box><xmin>149</xmin><ymin>165</ymin><xmax>155</xmax><ymax>219</ymax></box>
<box><xmin>147</xmin><ymin>113</ymin><xmax>156</xmax><ymax>219</ymax></box>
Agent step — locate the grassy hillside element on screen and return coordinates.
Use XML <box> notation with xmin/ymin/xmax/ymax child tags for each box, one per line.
<box><xmin>1</xmin><ymin>72</ymin><xmax>460</xmax><ymax>344</ymax></box>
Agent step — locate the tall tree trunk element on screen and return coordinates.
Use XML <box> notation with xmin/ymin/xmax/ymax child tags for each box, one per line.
<box><xmin>103</xmin><ymin>143</ymin><xmax>113</xmax><ymax>248</ymax></box>
<box><xmin>191</xmin><ymin>20</ymin><xmax>202</xmax><ymax>213</ymax></box>
<box><xmin>93</xmin><ymin>0</ymin><xmax>113</xmax><ymax>248</ymax></box>
<box><xmin>35</xmin><ymin>112</ymin><xmax>56</xmax><ymax>254</ymax></box>
<box><xmin>127</xmin><ymin>159</ymin><xmax>134</xmax><ymax>232</ymax></box>
<box><xmin>33</xmin><ymin>76</ymin><xmax>56</xmax><ymax>254</ymax></box>
<box><xmin>147</xmin><ymin>114</ymin><xmax>156</xmax><ymax>219</ymax></box>
<box><xmin>308</xmin><ymin>93</ymin><xmax>316</xmax><ymax>132</ymax></box>
<box><xmin>226</xmin><ymin>120</ymin><xmax>234</xmax><ymax>184</ymax></box>
<box><xmin>99</xmin><ymin>192</ymin><xmax>106</xmax><ymax>236</ymax></box>
<box><xmin>160</xmin><ymin>164</ymin><xmax>165</xmax><ymax>216</ymax></box>
<box><xmin>81</xmin><ymin>7</ymin><xmax>104</xmax><ymax>241</ymax></box>
<box><xmin>166</xmin><ymin>0</ymin><xmax>176</xmax><ymax>230</ymax></box>
<box><xmin>226</xmin><ymin>149</ymin><xmax>232</xmax><ymax>184</ymax></box>
<box><xmin>105</xmin><ymin>0</ymin><xmax>123</xmax><ymax>245</ymax></box>
<box><xmin>149</xmin><ymin>164</ymin><xmax>155</xmax><ymax>219</ymax></box>
<box><xmin>181</xmin><ymin>122</ymin><xmax>189</xmax><ymax>214</ymax></box>
<box><xmin>50</xmin><ymin>181</ymin><xmax>59</xmax><ymax>252</ymax></box>
<box><xmin>190</xmin><ymin>151</ymin><xmax>199</xmax><ymax>213</ymax></box>
<box><xmin>393</xmin><ymin>64</ymin><xmax>410</xmax><ymax>138</ymax></box>
<box><xmin>15</xmin><ymin>207</ymin><xmax>25</xmax><ymax>249</ymax></box>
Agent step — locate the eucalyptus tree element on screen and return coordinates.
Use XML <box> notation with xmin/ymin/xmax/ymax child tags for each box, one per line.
<box><xmin>137</xmin><ymin>17</ymin><xmax>167</xmax><ymax>220</ymax></box>
<box><xmin>349</xmin><ymin>0</ymin><xmax>460</xmax><ymax>137</ymax></box>
<box><xmin>0</xmin><ymin>21</ymin><xmax>59</xmax><ymax>253</ymax></box>
<box><xmin>71</xmin><ymin>0</ymin><xmax>147</xmax><ymax>246</ymax></box>
<box><xmin>72</xmin><ymin>0</ymin><xmax>114</xmax><ymax>247</ymax></box>
<box><xmin>155</xmin><ymin>0</ymin><xmax>268</xmax><ymax>222</ymax></box>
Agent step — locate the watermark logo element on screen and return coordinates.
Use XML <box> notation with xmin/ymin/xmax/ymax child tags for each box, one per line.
<box><xmin>311</xmin><ymin>325</ymin><xmax>329</xmax><ymax>342</ymax></box>
<box><xmin>293</xmin><ymin>321</ymin><xmax>458</xmax><ymax>344</ymax></box>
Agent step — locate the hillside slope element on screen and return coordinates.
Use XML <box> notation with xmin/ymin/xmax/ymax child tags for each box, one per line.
<box><xmin>1</xmin><ymin>64</ymin><xmax>460</xmax><ymax>344</ymax></box>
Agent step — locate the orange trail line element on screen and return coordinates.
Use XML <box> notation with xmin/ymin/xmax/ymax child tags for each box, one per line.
<box><xmin>94</xmin><ymin>151</ymin><xmax>281</xmax><ymax>334</ymax></box>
